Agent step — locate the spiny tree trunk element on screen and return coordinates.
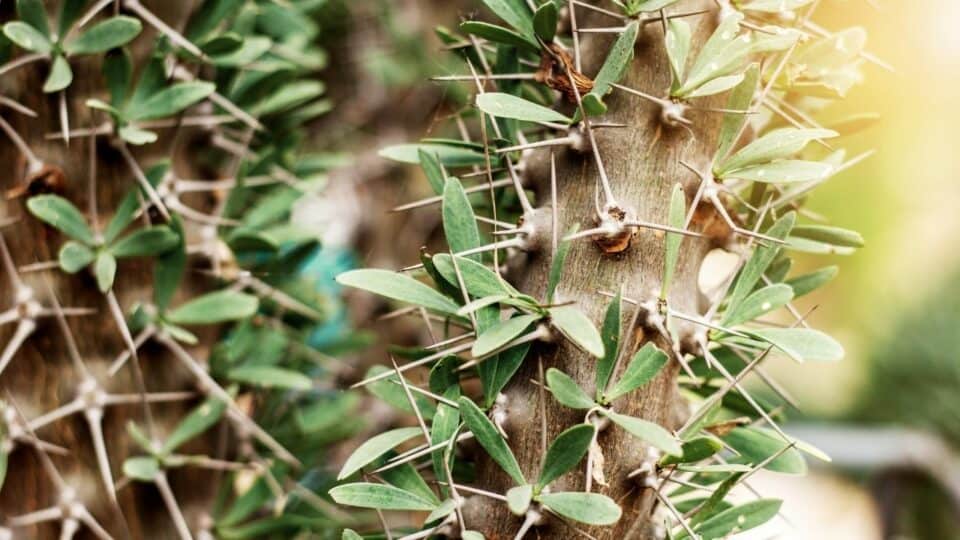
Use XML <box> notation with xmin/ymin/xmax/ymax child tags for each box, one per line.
<box><xmin>0</xmin><ymin>4</ymin><xmax>216</xmax><ymax>538</ymax></box>
<box><xmin>466</xmin><ymin>3</ymin><xmax>726</xmax><ymax>537</ymax></box>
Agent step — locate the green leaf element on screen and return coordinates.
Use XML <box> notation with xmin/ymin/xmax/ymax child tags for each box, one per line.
<box><xmin>595</xmin><ymin>291</ymin><xmax>621</xmax><ymax>396</ymax></box>
<box><xmin>443</xmin><ymin>177</ymin><xmax>482</xmax><ymax>260</ymax></box>
<box><xmin>684</xmin><ymin>499</ymin><xmax>782</xmax><ymax>539</ymax></box>
<box><xmin>251</xmin><ymin>80</ymin><xmax>325</xmax><ymax>117</ymax></box>
<box><xmin>432</xmin><ymin>254</ymin><xmax>519</xmax><ymax>299</ymax></box>
<box><xmin>43</xmin><ymin>54</ymin><xmax>72</xmax><ymax>93</ymax></box>
<box><xmin>723</xmin><ymin>160</ymin><xmax>834</xmax><ymax>184</ymax></box>
<box><xmin>785</xmin><ymin>266</ymin><xmax>837</xmax><ymax>297</ymax></box>
<box><xmin>685</xmin><ymin>72</ymin><xmax>744</xmax><ymax>98</ymax></box>
<box><xmin>130</xmin><ymin>81</ymin><xmax>215</xmax><ymax>121</ymax></box>
<box><xmin>123</xmin><ymin>456</ymin><xmax>160</xmax><ymax>481</ymax></box>
<box><xmin>110</xmin><ymin>226</ymin><xmax>179</xmax><ymax>258</ymax></box>
<box><xmin>460</xmin><ymin>21</ymin><xmax>538</xmax><ymax>53</ymax></box>
<box><xmin>166</xmin><ymin>290</ymin><xmax>259</xmax><ymax>325</ymax></box>
<box><xmin>26</xmin><ymin>195</ymin><xmax>95</xmax><ymax>245</ymax></box>
<box><xmin>722</xmin><ymin>284</ymin><xmax>793</xmax><ymax>327</ymax></box>
<box><xmin>678</xmin><ymin>13</ymin><xmax>747</xmax><ymax>96</ymax></box>
<box><xmin>582</xmin><ymin>21</ymin><xmax>638</xmax><ymax>116</ymax></box>
<box><xmin>507</xmin><ymin>484</ymin><xmax>533</xmax><ymax>516</ymax></box>
<box><xmin>58</xmin><ymin>0</ymin><xmax>87</xmax><ymax>36</ymax></box>
<box><xmin>791</xmin><ymin>225</ymin><xmax>864</xmax><ymax>248</ymax></box>
<box><xmin>549</xmin><ymin>306</ymin><xmax>604</xmax><ymax>358</ymax></box>
<box><xmin>662</xmin><ymin>183</ymin><xmax>686</xmax><ymax>298</ymax></box>
<box><xmin>537</xmin><ymin>492</ymin><xmax>621</xmax><ymax>525</ymax></box>
<box><xmin>366</xmin><ymin>366</ymin><xmax>436</xmax><ymax>419</ymax></box>
<box><xmin>462</xmin><ymin>532</ymin><xmax>484</xmax><ymax>540</ymax></box>
<box><xmin>329</xmin><ymin>483</ymin><xmax>437</xmax><ymax>512</ymax></box>
<box><xmin>476</xmin><ymin>92</ymin><xmax>570</xmax><ymax>124</ymax></box>
<box><xmin>480</xmin><ymin>0</ymin><xmax>535</xmax><ymax>42</ymax></box>
<box><xmin>118</xmin><ymin>124</ymin><xmax>158</xmax><ymax>146</ymax></box>
<box><xmin>382</xmin><ymin>461</ymin><xmax>441</xmax><ymax>507</ymax></box>
<box><xmin>665</xmin><ymin>19</ymin><xmax>691</xmax><ymax>84</ymax></box>
<box><xmin>472</xmin><ymin>314</ymin><xmax>540</xmax><ymax>357</ymax></box>
<box><xmin>3</xmin><ymin>21</ymin><xmax>51</xmax><ymax>53</ymax></box>
<box><xmin>659</xmin><ymin>437</ymin><xmax>723</xmax><ymax>466</ymax></box>
<box><xmin>379</xmin><ymin>143</ymin><xmax>491</xmax><ymax>167</ymax></box>
<box><xmin>17</xmin><ymin>0</ymin><xmax>49</xmax><ymax>38</ymax></box>
<box><xmin>747</xmin><ymin>327</ymin><xmax>844</xmax><ymax>362</ymax></box>
<box><xmin>337</xmin><ymin>427</ymin><xmax>423</xmax><ymax>480</ymax></box>
<box><xmin>418</xmin><ymin>150</ymin><xmax>445</xmax><ymax>195</ymax></box>
<box><xmin>58</xmin><ymin>241</ymin><xmax>94</xmax><ymax>273</ymax></box>
<box><xmin>94</xmin><ymin>252</ymin><xmax>116</xmax><ymax>292</ymax></box>
<box><xmin>545</xmin><ymin>368</ymin><xmax>595</xmax><ymax>410</ymax></box>
<box><xmin>154</xmin><ymin>217</ymin><xmax>185</xmax><ymax>311</ymax></box>
<box><xmin>537</xmin><ymin>424</ymin><xmax>594</xmax><ymax>491</ymax></box>
<box><xmin>717</xmin><ymin>128</ymin><xmax>837</xmax><ymax>174</ymax></box>
<box><xmin>533</xmin><ymin>2</ymin><xmax>557</xmax><ymax>42</ymax></box>
<box><xmin>342</xmin><ymin>530</ymin><xmax>363</xmax><ymax>540</ymax></box>
<box><xmin>425</xmin><ymin>498</ymin><xmax>458</xmax><ymax>523</ymax></box>
<box><xmin>337</xmin><ymin>269</ymin><xmax>460</xmax><ymax>316</ymax></box>
<box><xmin>458</xmin><ymin>397</ymin><xmax>525</xmax><ymax>485</ymax></box>
<box><xmin>604</xmin><ymin>343</ymin><xmax>668</xmax><ymax>402</ymax></box>
<box><xmin>228</xmin><ymin>366</ymin><xmax>312</xmax><ymax>391</ymax></box>
<box><xmin>723</xmin><ymin>426</ymin><xmax>806</xmax><ymax>474</ymax></box>
<box><xmin>602</xmin><ymin>410</ymin><xmax>681</xmax><ymax>455</ymax></box>
<box><xmin>738</xmin><ymin>0</ymin><xmax>815</xmax><ymax>12</ymax></box>
<box><xmin>726</xmin><ymin>212</ymin><xmax>795</xmax><ymax>314</ymax></box>
<box><xmin>714</xmin><ymin>64</ymin><xmax>760</xmax><ymax>162</ymax></box>
<box><xmin>546</xmin><ymin>227</ymin><xmax>574</xmax><ymax>304</ymax></box>
<box><xmin>102</xmin><ymin>49</ymin><xmax>132</xmax><ymax>109</ymax></box>
<box><xmin>64</xmin><ymin>16</ymin><xmax>142</xmax><ymax>55</ymax></box>
<box><xmin>162</xmin><ymin>397</ymin><xmax>227</xmax><ymax>454</ymax></box>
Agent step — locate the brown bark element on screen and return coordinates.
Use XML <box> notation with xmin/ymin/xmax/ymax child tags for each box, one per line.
<box><xmin>463</xmin><ymin>3</ymin><xmax>725</xmax><ymax>538</ymax></box>
<box><xmin>0</xmin><ymin>3</ymin><xmax>218</xmax><ymax>539</ymax></box>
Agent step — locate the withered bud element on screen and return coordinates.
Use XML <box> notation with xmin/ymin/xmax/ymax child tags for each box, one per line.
<box><xmin>7</xmin><ymin>163</ymin><xmax>66</xmax><ymax>199</ymax></box>
<box><xmin>535</xmin><ymin>43</ymin><xmax>594</xmax><ymax>103</ymax></box>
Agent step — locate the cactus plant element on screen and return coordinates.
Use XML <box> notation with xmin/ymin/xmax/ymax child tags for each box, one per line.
<box><xmin>0</xmin><ymin>0</ymin><xmax>355</xmax><ymax>538</ymax></box>
<box><xmin>333</xmin><ymin>0</ymin><xmax>880</xmax><ymax>538</ymax></box>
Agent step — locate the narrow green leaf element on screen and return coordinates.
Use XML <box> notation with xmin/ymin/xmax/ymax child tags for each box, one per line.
<box><xmin>723</xmin><ymin>160</ymin><xmax>835</xmax><ymax>184</ymax></box>
<box><xmin>582</xmin><ymin>21</ymin><xmax>638</xmax><ymax>116</ymax></box>
<box><xmin>94</xmin><ymin>252</ymin><xmax>116</xmax><ymax>292</ymax></box>
<box><xmin>118</xmin><ymin>125</ymin><xmax>158</xmax><ymax>146</ymax></box>
<box><xmin>685</xmin><ymin>72</ymin><xmax>744</xmax><ymax>98</ymax></box>
<box><xmin>538</xmin><ymin>424</ymin><xmax>594</xmax><ymax>490</ymax></box>
<box><xmin>123</xmin><ymin>456</ymin><xmax>160</xmax><ymax>481</ymax></box>
<box><xmin>338</xmin><ymin>427</ymin><xmax>423</xmax><ymax>480</ymax></box>
<box><xmin>480</xmin><ymin>0</ymin><xmax>535</xmax><ymax>42</ymax></box>
<box><xmin>476</xmin><ymin>92</ymin><xmax>570</xmax><ymax>124</ymax></box>
<box><xmin>659</xmin><ymin>437</ymin><xmax>723</xmax><ymax>466</ymax></box>
<box><xmin>3</xmin><ymin>21</ymin><xmax>51</xmax><ymax>53</ymax></box>
<box><xmin>462</xmin><ymin>532</ymin><xmax>484</xmax><ymax>540</ymax></box>
<box><xmin>58</xmin><ymin>241</ymin><xmax>94</xmax><ymax>273</ymax></box>
<box><xmin>785</xmin><ymin>265</ymin><xmax>837</xmax><ymax>297</ymax></box>
<box><xmin>662</xmin><ymin>183</ymin><xmax>686</xmax><ymax>298</ymax></box>
<box><xmin>546</xmin><ymin>227</ymin><xmax>574</xmax><ymax>304</ymax></box>
<box><xmin>64</xmin><ymin>16</ymin><xmax>142</xmax><ymax>55</ymax></box>
<box><xmin>472</xmin><ymin>314</ymin><xmax>540</xmax><ymax>357</ymax></box>
<box><xmin>684</xmin><ymin>499</ymin><xmax>782</xmax><ymax>539</ymax></box>
<box><xmin>110</xmin><ymin>226</ymin><xmax>179</xmax><ymax>258</ymax></box>
<box><xmin>604</xmin><ymin>343</ymin><xmax>668</xmax><ymax>402</ymax></box>
<box><xmin>722</xmin><ymin>283</ymin><xmax>794</xmax><ymax>327</ymax></box>
<box><xmin>748</xmin><ymin>327</ymin><xmax>844</xmax><ymax>362</ymax></box>
<box><xmin>791</xmin><ymin>225</ymin><xmax>864</xmax><ymax>248</ymax></box>
<box><xmin>537</xmin><ymin>492</ymin><xmax>621</xmax><ymax>525</ymax></box>
<box><xmin>714</xmin><ymin>63</ymin><xmax>759</xmax><ymax>163</ymax></box>
<box><xmin>366</xmin><ymin>366</ymin><xmax>436</xmax><ymax>420</ymax></box>
<box><xmin>665</xmin><ymin>19</ymin><xmax>691</xmax><ymax>84</ymax></box>
<box><xmin>594</xmin><ymin>292</ymin><xmax>621</xmax><ymax>397</ymax></box>
<box><xmin>679</xmin><ymin>13</ymin><xmax>747</xmax><ymax>96</ymax></box>
<box><xmin>43</xmin><ymin>54</ymin><xmax>72</xmax><ymax>93</ymax></box>
<box><xmin>379</xmin><ymin>143</ymin><xmax>491</xmax><ymax>167</ymax></box>
<box><xmin>723</xmin><ymin>426</ymin><xmax>806</xmax><ymax>474</ymax></box>
<box><xmin>459</xmin><ymin>21</ymin><xmax>538</xmax><ymax>52</ymax></box>
<box><xmin>102</xmin><ymin>49</ymin><xmax>132</xmax><ymax>109</ymax></box>
<box><xmin>337</xmin><ymin>269</ymin><xmax>460</xmax><ymax>315</ymax></box>
<box><xmin>162</xmin><ymin>397</ymin><xmax>227</xmax><ymax>454</ymax></box>
<box><xmin>726</xmin><ymin>212</ymin><xmax>795</xmax><ymax>314</ymax></box>
<box><xmin>418</xmin><ymin>150</ymin><xmax>445</xmax><ymax>195</ymax></box>
<box><xmin>442</xmin><ymin>177</ymin><xmax>482</xmax><ymax>260</ymax></box>
<box><xmin>432</xmin><ymin>254</ymin><xmax>519</xmax><ymax>298</ymax></box>
<box><xmin>458</xmin><ymin>397</ymin><xmax>525</xmax><ymax>485</ymax></box>
<box><xmin>718</xmin><ymin>128</ymin><xmax>838</xmax><ymax>174</ymax></box>
<box><xmin>329</xmin><ymin>483</ymin><xmax>437</xmax><ymax>512</ymax></box>
<box><xmin>130</xmin><ymin>81</ymin><xmax>215</xmax><ymax>121</ymax></box>
<box><xmin>341</xmin><ymin>530</ymin><xmax>363</xmax><ymax>540</ymax></box>
<box><xmin>228</xmin><ymin>366</ymin><xmax>312</xmax><ymax>391</ymax></box>
<box><xmin>602</xmin><ymin>410</ymin><xmax>681</xmax><ymax>455</ymax></box>
<box><xmin>533</xmin><ymin>2</ymin><xmax>557</xmax><ymax>42</ymax></box>
<box><xmin>27</xmin><ymin>195</ymin><xmax>95</xmax><ymax>245</ymax></box>
<box><xmin>545</xmin><ymin>368</ymin><xmax>595</xmax><ymax>410</ymax></box>
<box><xmin>425</xmin><ymin>498</ymin><xmax>458</xmax><ymax>523</ymax></box>
<box><xmin>166</xmin><ymin>290</ymin><xmax>259</xmax><ymax>325</ymax></box>
<box><xmin>549</xmin><ymin>305</ymin><xmax>604</xmax><ymax>358</ymax></box>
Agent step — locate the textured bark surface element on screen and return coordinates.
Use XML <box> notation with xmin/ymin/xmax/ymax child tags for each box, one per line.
<box><xmin>463</xmin><ymin>3</ymin><xmax>726</xmax><ymax>538</ymax></box>
<box><xmin>0</xmin><ymin>3</ymin><xmax>217</xmax><ymax>539</ymax></box>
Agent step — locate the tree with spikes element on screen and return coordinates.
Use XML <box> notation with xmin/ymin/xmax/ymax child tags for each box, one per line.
<box><xmin>0</xmin><ymin>0</ymin><xmax>358</xmax><ymax>538</ymax></box>
<box><xmin>334</xmin><ymin>0</ymin><xmax>878</xmax><ymax>538</ymax></box>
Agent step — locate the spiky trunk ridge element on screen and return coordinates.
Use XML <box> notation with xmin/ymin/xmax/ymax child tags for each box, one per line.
<box><xmin>463</xmin><ymin>3</ymin><xmax>727</xmax><ymax>538</ymax></box>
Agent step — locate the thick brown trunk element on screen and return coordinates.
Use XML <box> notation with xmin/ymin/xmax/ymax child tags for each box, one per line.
<box><xmin>464</xmin><ymin>3</ymin><xmax>724</xmax><ymax>537</ymax></box>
